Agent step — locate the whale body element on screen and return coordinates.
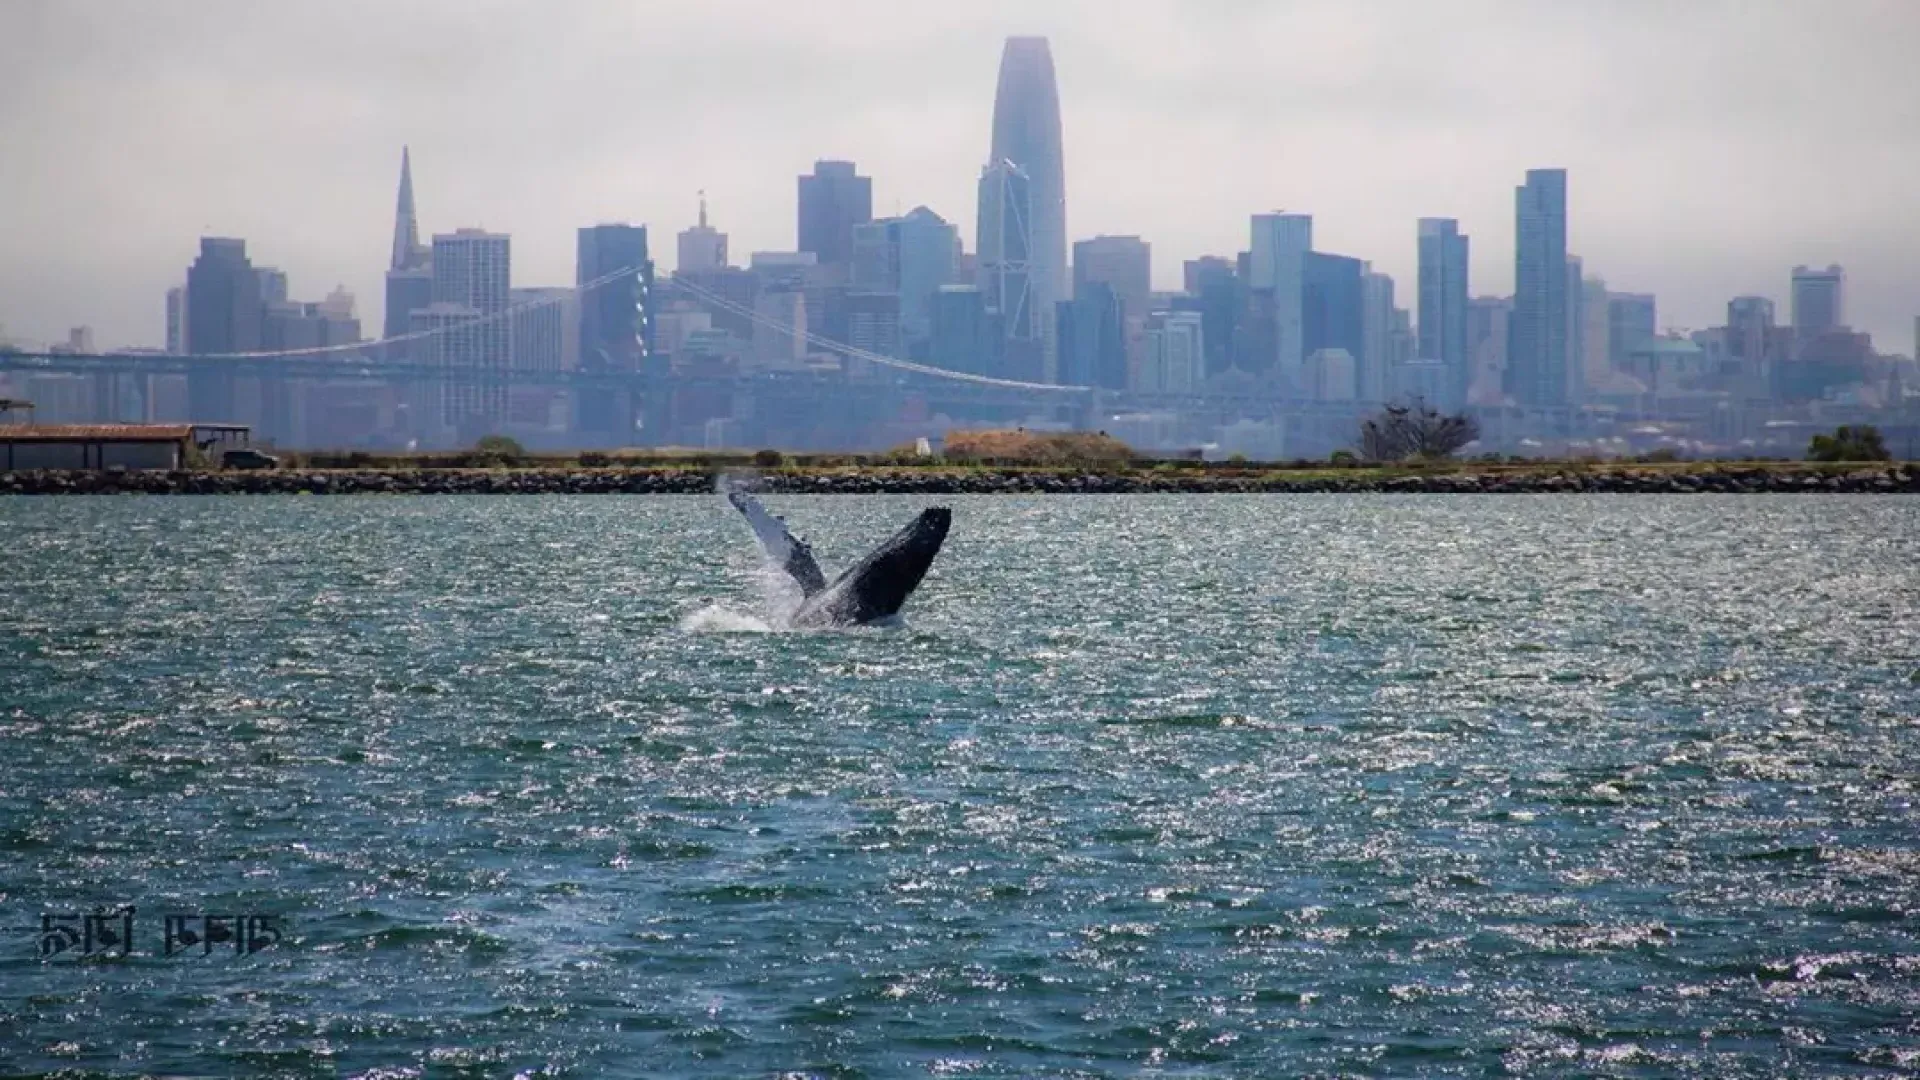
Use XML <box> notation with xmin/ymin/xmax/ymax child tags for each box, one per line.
<box><xmin>728</xmin><ymin>491</ymin><xmax>950</xmax><ymax>627</ymax></box>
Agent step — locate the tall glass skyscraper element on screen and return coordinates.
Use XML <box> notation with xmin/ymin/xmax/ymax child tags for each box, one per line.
<box><xmin>1507</xmin><ymin>168</ymin><xmax>1568</xmax><ymax>407</ymax></box>
<box><xmin>986</xmin><ymin>37</ymin><xmax>1066</xmax><ymax>379</ymax></box>
<box><xmin>1417</xmin><ymin>218</ymin><xmax>1469</xmax><ymax>409</ymax></box>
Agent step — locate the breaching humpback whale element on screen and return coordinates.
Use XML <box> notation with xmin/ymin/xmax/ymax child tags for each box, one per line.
<box><xmin>728</xmin><ymin>491</ymin><xmax>950</xmax><ymax>627</ymax></box>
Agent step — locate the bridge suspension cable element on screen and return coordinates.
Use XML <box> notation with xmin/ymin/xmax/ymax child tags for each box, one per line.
<box><xmin>659</xmin><ymin>273</ymin><xmax>1091</xmax><ymax>393</ymax></box>
<box><xmin>170</xmin><ymin>265</ymin><xmax>642</xmax><ymax>361</ymax></box>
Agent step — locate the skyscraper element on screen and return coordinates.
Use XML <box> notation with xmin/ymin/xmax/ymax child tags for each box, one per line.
<box><xmin>1417</xmin><ymin>218</ymin><xmax>1470</xmax><ymax>409</ymax></box>
<box><xmin>1249</xmin><ymin>213</ymin><xmax>1313</xmax><ymax>392</ymax></box>
<box><xmin>391</xmin><ymin>147</ymin><xmax>424</xmax><ymax>272</ymax></box>
<box><xmin>428</xmin><ymin>229</ymin><xmax>512</xmax><ymax>432</ymax></box>
<box><xmin>1508</xmin><ymin>168</ymin><xmax>1569</xmax><ymax>407</ymax></box>
<box><xmin>185</xmin><ymin>237</ymin><xmax>261</xmax><ymax>421</ymax></box>
<box><xmin>976</xmin><ymin>159</ymin><xmax>1036</xmax><ymax>373</ymax></box>
<box><xmin>576</xmin><ymin>225</ymin><xmax>653</xmax><ymax>371</ymax></box>
<box><xmin>1182</xmin><ymin>256</ymin><xmax>1237</xmax><ymax>379</ymax></box>
<box><xmin>1360</xmin><ymin>267</ymin><xmax>1397</xmax><ymax>403</ymax></box>
<box><xmin>797</xmin><ymin>161</ymin><xmax>872</xmax><ymax>271</ymax></box>
<box><xmin>988</xmin><ymin>36</ymin><xmax>1067</xmax><ymax>376</ymax></box>
<box><xmin>677</xmin><ymin>192</ymin><xmax>729</xmax><ymax>274</ymax></box>
<box><xmin>185</xmin><ymin>238</ymin><xmax>261</xmax><ymax>356</ymax></box>
<box><xmin>165</xmin><ymin>286</ymin><xmax>187</xmax><ymax>354</ymax></box>
<box><xmin>1303</xmin><ymin>251</ymin><xmax>1364</xmax><ymax>378</ymax></box>
<box><xmin>1072</xmin><ymin>236</ymin><xmax>1151</xmax><ymax>319</ymax></box>
<box><xmin>1607</xmin><ymin>292</ymin><xmax>1656</xmax><ymax>371</ymax></box>
<box><xmin>384</xmin><ymin>147</ymin><xmax>433</xmax><ymax>344</ymax></box>
<box><xmin>1791</xmin><ymin>265</ymin><xmax>1844</xmax><ymax>339</ymax></box>
<box><xmin>1055</xmin><ymin>283</ymin><xmax>1126</xmax><ymax>390</ymax></box>
<box><xmin>850</xmin><ymin>206</ymin><xmax>959</xmax><ymax>349</ymax></box>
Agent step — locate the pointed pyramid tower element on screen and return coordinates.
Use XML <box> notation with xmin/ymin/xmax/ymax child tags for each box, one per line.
<box><xmin>391</xmin><ymin>146</ymin><xmax>422</xmax><ymax>271</ymax></box>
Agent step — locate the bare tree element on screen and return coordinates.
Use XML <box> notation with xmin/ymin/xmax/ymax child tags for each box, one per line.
<box><xmin>1359</xmin><ymin>399</ymin><xmax>1480</xmax><ymax>462</ymax></box>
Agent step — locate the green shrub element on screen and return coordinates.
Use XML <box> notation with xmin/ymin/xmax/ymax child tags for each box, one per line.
<box><xmin>752</xmin><ymin>448</ymin><xmax>785</xmax><ymax>468</ymax></box>
<box><xmin>1808</xmin><ymin>424</ymin><xmax>1890</xmax><ymax>462</ymax></box>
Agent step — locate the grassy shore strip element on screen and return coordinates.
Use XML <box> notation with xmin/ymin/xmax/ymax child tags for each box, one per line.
<box><xmin>3</xmin><ymin>461</ymin><xmax>1917</xmax><ymax>495</ymax></box>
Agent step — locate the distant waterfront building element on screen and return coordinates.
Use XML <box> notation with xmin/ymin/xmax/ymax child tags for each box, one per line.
<box><xmin>797</xmin><ymin>160</ymin><xmax>872</xmax><ymax>272</ymax></box>
<box><xmin>1507</xmin><ymin>168</ymin><xmax>1569</xmax><ymax>407</ymax></box>
<box><xmin>576</xmin><ymin>224</ymin><xmax>653</xmax><ymax>371</ymax></box>
<box><xmin>1565</xmin><ymin>255</ymin><xmax>1587</xmax><ymax>404</ymax></box>
<box><xmin>930</xmin><ymin>284</ymin><xmax>995</xmax><ymax>378</ymax></box>
<box><xmin>1360</xmin><ymin>268</ymin><xmax>1397</xmax><ymax>403</ymax></box>
<box><xmin>1467</xmin><ymin>296</ymin><xmax>1512</xmax><ymax>405</ymax></box>
<box><xmin>1581</xmin><ymin>275</ymin><xmax>1610</xmax><ymax>395</ymax></box>
<box><xmin>383</xmin><ymin>149</ymin><xmax>433</xmax><ymax>345</ymax></box>
<box><xmin>843</xmin><ymin>291</ymin><xmax>903</xmax><ymax>359</ymax></box>
<box><xmin>165</xmin><ymin>286</ymin><xmax>186</xmax><ymax>354</ymax></box>
<box><xmin>677</xmin><ymin>193</ymin><xmax>729</xmax><ymax>274</ymax></box>
<box><xmin>1182</xmin><ymin>256</ymin><xmax>1238</xmax><ymax>379</ymax></box>
<box><xmin>851</xmin><ymin>206</ymin><xmax>960</xmax><ymax>347</ymax></box>
<box><xmin>752</xmin><ymin>290</ymin><xmax>807</xmax><ymax>369</ymax></box>
<box><xmin>1249</xmin><ymin>213</ymin><xmax>1313</xmax><ymax>392</ymax></box>
<box><xmin>1416</xmin><ymin>218</ymin><xmax>1469</xmax><ymax>410</ymax></box>
<box><xmin>427</xmin><ymin>228</ymin><xmax>511</xmax><ymax>431</ymax></box>
<box><xmin>186</xmin><ymin>238</ymin><xmax>260</xmax><ymax>356</ymax></box>
<box><xmin>988</xmin><ymin>36</ymin><xmax>1068</xmax><ymax>376</ymax></box>
<box><xmin>1073</xmin><ymin>236</ymin><xmax>1151</xmax><ymax>322</ymax></box>
<box><xmin>1607</xmin><ymin>292</ymin><xmax>1657</xmax><ymax>371</ymax></box>
<box><xmin>1306</xmin><ymin>347</ymin><xmax>1357</xmax><ymax>402</ymax></box>
<box><xmin>1143</xmin><ymin>310</ymin><xmax>1204</xmax><ymax>394</ymax></box>
<box><xmin>1790</xmin><ymin>264</ymin><xmax>1844</xmax><ymax>339</ymax></box>
<box><xmin>1055</xmin><ymin>283</ymin><xmax>1126</xmax><ymax>390</ymax></box>
<box><xmin>976</xmin><ymin>159</ymin><xmax>1037</xmax><ymax>371</ymax></box>
<box><xmin>1303</xmin><ymin>252</ymin><xmax>1364</xmax><ymax>391</ymax></box>
<box><xmin>508</xmin><ymin>287</ymin><xmax>578</xmax><ymax>373</ymax></box>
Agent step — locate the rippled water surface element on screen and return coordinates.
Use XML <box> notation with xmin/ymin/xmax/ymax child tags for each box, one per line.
<box><xmin>3</xmin><ymin>494</ymin><xmax>1919</xmax><ymax>1078</ymax></box>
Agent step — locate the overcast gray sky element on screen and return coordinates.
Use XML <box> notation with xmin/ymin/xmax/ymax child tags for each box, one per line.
<box><xmin>1</xmin><ymin>0</ymin><xmax>1916</xmax><ymax>353</ymax></box>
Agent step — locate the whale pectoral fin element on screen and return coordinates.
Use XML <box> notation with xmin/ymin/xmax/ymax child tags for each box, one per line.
<box><xmin>728</xmin><ymin>491</ymin><xmax>827</xmax><ymax>596</ymax></box>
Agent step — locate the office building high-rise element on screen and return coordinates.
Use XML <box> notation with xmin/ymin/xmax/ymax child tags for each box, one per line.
<box><xmin>423</xmin><ymin>229</ymin><xmax>512</xmax><ymax>432</ymax></box>
<box><xmin>930</xmin><ymin>284</ymin><xmax>995</xmax><ymax>379</ymax></box>
<box><xmin>1303</xmin><ymin>252</ymin><xmax>1364</xmax><ymax>382</ymax></box>
<box><xmin>391</xmin><ymin>146</ymin><xmax>425</xmax><ymax>272</ymax></box>
<box><xmin>1143</xmin><ymin>310</ymin><xmax>1204</xmax><ymax>395</ymax></box>
<box><xmin>988</xmin><ymin>36</ymin><xmax>1067</xmax><ymax>377</ymax></box>
<box><xmin>1728</xmin><ymin>295</ymin><xmax>1779</xmax><ymax>399</ymax></box>
<box><xmin>184</xmin><ymin>237</ymin><xmax>262</xmax><ymax>421</ymax></box>
<box><xmin>1249</xmin><ymin>213</ymin><xmax>1313</xmax><ymax>392</ymax></box>
<box><xmin>976</xmin><ymin>159</ymin><xmax>1036</xmax><ymax>372</ymax></box>
<box><xmin>851</xmin><ymin>206</ymin><xmax>960</xmax><ymax>348</ymax></box>
<box><xmin>185</xmin><ymin>238</ymin><xmax>261</xmax><ymax>356</ymax></box>
<box><xmin>1361</xmin><ymin>267</ymin><xmax>1397</xmax><ymax>404</ymax></box>
<box><xmin>1791</xmin><ymin>264</ymin><xmax>1844</xmax><ymax>339</ymax></box>
<box><xmin>576</xmin><ymin>225</ymin><xmax>653</xmax><ymax>371</ymax></box>
<box><xmin>1468</xmin><ymin>296</ymin><xmax>1512</xmax><ymax>405</ymax></box>
<box><xmin>384</xmin><ymin>147</ymin><xmax>434</xmax><ymax>345</ymax></box>
<box><xmin>797</xmin><ymin>161</ymin><xmax>872</xmax><ymax>271</ymax></box>
<box><xmin>1183</xmin><ymin>256</ymin><xmax>1238</xmax><ymax>378</ymax></box>
<box><xmin>165</xmin><ymin>285</ymin><xmax>187</xmax><ymax>354</ymax></box>
<box><xmin>1607</xmin><ymin>292</ymin><xmax>1657</xmax><ymax>371</ymax></box>
<box><xmin>1072</xmin><ymin>236</ymin><xmax>1151</xmax><ymax>320</ymax></box>
<box><xmin>1055</xmin><ymin>282</ymin><xmax>1126</xmax><ymax>390</ymax></box>
<box><xmin>678</xmin><ymin>192</ymin><xmax>729</xmax><ymax>274</ymax></box>
<box><xmin>1508</xmin><ymin>168</ymin><xmax>1569</xmax><ymax>407</ymax></box>
<box><xmin>1416</xmin><ymin>218</ymin><xmax>1470</xmax><ymax>409</ymax></box>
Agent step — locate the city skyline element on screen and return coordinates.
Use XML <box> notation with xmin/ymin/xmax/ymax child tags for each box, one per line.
<box><xmin>1</xmin><ymin>0</ymin><xmax>1917</xmax><ymax>353</ymax></box>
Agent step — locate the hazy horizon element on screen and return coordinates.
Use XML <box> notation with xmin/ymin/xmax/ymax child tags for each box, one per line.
<box><xmin>1</xmin><ymin>0</ymin><xmax>1915</xmax><ymax>353</ymax></box>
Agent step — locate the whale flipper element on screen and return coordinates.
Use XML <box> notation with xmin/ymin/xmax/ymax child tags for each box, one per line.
<box><xmin>792</xmin><ymin>508</ymin><xmax>951</xmax><ymax>627</ymax></box>
<box><xmin>729</xmin><ymin>491</ymin><xmax>826</xmax><ymax>596</ymax></box>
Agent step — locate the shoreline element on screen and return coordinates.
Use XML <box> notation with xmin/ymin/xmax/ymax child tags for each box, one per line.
<box><xmin>3</xmin><ymin>462</ymin><xmax>1917</xmax><ymax>495</ymax></box>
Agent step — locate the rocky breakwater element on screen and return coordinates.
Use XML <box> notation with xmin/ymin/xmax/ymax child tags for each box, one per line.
<box><xmin>1</xmin><ymin>464</ymin><xmax>1917</xmax><ymax>496</ymax></box>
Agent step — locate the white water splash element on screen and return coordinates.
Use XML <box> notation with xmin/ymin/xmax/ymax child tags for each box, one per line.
<box><xmin>677</xmin><ymin>605</ymin><xmax>774</xmax><ymax>634</ymax></box>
